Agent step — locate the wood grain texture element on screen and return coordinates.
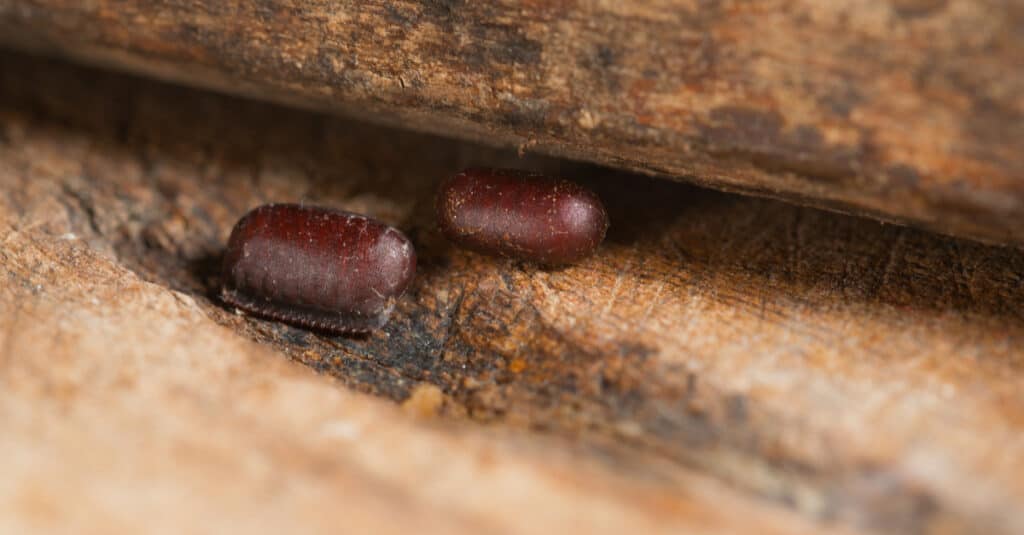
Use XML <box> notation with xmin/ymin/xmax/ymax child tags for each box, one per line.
<box><xmin>0</xmin><ymin>0</ymin><xmax>1021</xmax><ymax>247</ymax></box>
<box><xmin>3</xmin><ymin>52</ymin><xmax>1023</xmax><ymax>535</ymax></box>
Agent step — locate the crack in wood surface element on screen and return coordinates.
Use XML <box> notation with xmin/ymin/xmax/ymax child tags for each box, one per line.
<box><xmin>1</xmin><ymin>52</ymin><xmax>1023</xmax><ymax>534</ymax></box>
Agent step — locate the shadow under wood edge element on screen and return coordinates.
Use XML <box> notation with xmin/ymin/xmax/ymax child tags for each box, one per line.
<box><xmin>4</xmin><ymin>49</ymin><xmax>1020</xmax><ymax>324</ymax></box>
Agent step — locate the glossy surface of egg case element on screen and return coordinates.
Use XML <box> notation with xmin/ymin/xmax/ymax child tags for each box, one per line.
<box><xmin>437</xmin><ymin>168</ymin><xmax>609</xmax><ymax>265</ymax></box>
<box><xmin>222</xmin><ymin>204</ymin><xmax>416</xmax><ymax>333</ymax></box>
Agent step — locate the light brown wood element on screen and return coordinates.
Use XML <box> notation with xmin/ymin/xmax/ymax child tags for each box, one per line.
<box><xmin>0</xmin><ymin>0</ymin><xmax>1022</xmax><ymax>246</ymax></box>
<box><xmin>2</xmin><ymin>51</ymin><xmax>1023</xmax><ymax>534</ymax></box>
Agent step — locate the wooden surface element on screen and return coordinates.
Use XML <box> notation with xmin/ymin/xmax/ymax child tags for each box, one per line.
<box><xmin>0</xmin><ymin>1</ymin><xmax>1022</xmax><ymax>247</ymax></box>
<box><xmin>3</xmin><ymin>52</ymin><xmax>1024</xmax><ymax>534</ymax></box>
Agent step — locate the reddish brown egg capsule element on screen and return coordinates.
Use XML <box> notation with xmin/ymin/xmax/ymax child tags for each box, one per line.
<box><xmin>436</xmin><ymin>168</ymin><xmax>609</xmax><ymax>265</ymax></box>
<box><xmin>221</xmin><ymin>204</ymin><xmax>416</xmax><ymax>334</ymax></box>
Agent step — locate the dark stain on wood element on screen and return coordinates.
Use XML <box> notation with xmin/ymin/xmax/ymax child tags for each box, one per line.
<box><xmin>891</xmin><ymin>0</ymin><xmax>948</xmax><ymax>19</ymax></box>
<box><xmin>700</xmin><ymin>106</ymin><xmax>866</xmax><ymax>185</ymax></box>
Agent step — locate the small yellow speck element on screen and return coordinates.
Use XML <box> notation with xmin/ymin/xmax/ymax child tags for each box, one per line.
<box><xmin>508</xmin><ymin>358</ymin><xmax>527</xmax><ymax>373</ymax></box>
<box><xmin>402</xmin><ymin>383</ymin><xmax>444</xmax><ymax>418</ymax></box>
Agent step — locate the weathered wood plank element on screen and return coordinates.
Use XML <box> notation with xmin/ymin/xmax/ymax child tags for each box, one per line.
<box><xmin>1</xmin><ymin>187</ymin><xmax>823</xmax><ymax>535</ymax></box>
<box><xmin>0</xmin><ymin>1</ymin><xmax>1021</xmax><ymax>246</ymax></box>
<box><xmin>2</xmin><ymin>52</ymin><xmax>1023</xmax><ymax>534</ymax></box>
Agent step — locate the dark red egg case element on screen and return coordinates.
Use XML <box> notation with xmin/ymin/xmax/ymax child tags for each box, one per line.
<box><xmin>221</xmin><ymin>204</ymin><xmax>416</xmax><ymax>333</ymax></box>
<box><xmin>437</xmin><ymin>168</ymin><xmax>609</xmax><ymax>265</ymax></box>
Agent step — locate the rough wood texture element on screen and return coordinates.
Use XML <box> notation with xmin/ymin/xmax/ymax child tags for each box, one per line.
<box><xmin>0</xmin><ymin>1</ymin><xmax>1022</xmax><ymax>247</ymax></box>
<box><xmin>3</xmin><ymin>52</ymin><xmax>1024</xmax><ymax>534</ymax></box>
